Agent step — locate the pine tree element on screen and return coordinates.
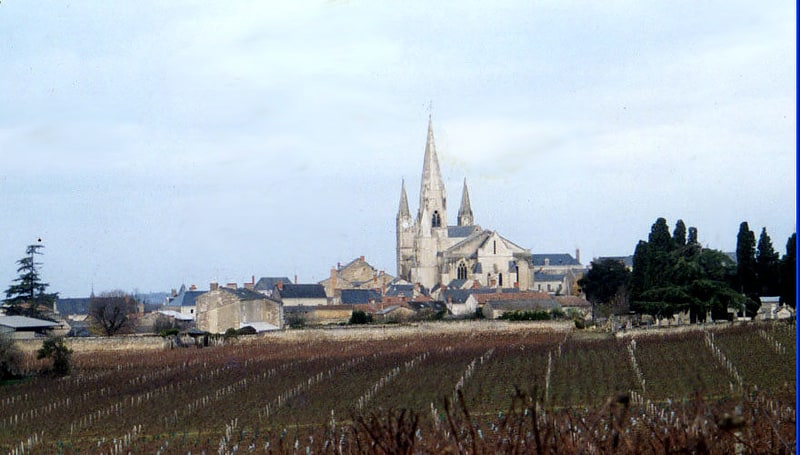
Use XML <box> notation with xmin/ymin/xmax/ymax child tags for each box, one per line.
<box><xmin>755</xmin><ymin>227</ymin><xmax>780</xmax><ymax>296</ymax></box>
<box><xmin>673</xmin><ymin>219</ymin><xmax>687</xmax><ymax>247</ymax></box>
<box><xmin>779</xmin><ymin>233</ymin><xmax>796</xmax><ymax>308</ymax></box>
<box><xmin>3</xmin><ymin>244</ymin><xmax>58</xmax><ymax>318</ymax></box>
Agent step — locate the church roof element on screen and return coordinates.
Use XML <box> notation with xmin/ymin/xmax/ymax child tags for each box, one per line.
<box><xmin>444</xmin><ymin>230</ymin><xmax>530</xmax><ymax>258</ymax></box>
<box><xmin>419</xmin><ymin>115</ymin><xmax>445</xmax><ymax>211</ymax></box>
<box><xmin>397</xmin><ymin>179</ymin><xmax>411</xmax><ymax>219</ymax></box>
<box><xmin>531</xmin><ymin>254</ymin><xmax>581</xmax><ymax>267</ymax></box>
<box><xmin>447</xmin><ymin>225</ymin><xmax>480</xmax><ymax>238</ymax></box>
<box><xmin>457</xmin><ymin>178</ymin><xmax>473</xmax><ymax>220</ymax></box>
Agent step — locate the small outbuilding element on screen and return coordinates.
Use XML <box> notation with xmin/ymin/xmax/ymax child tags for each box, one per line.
<box><xmin>0</xmin><ymin>316</ymin><xmax>61</xmax><ymax>339</ymax></box>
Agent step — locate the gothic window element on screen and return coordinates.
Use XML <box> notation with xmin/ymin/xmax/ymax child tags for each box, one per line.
<box><xmin>493</xmin><ymin>241</ymin><xmax>497</xmax><ymax>255</ymax></box>
<box><xmin>432</xmin><ymin>211</ymin><xmax>441</xmax><ymax>228</ymax></box>
<box><xmin>499</xmin><ymin>273</ymin><xmax>503</xmax><ymax>287</ymax></box>
<box><xmin>457</xmin><ymin>263</ymin><xmax>467</xmax><ymax>280</ymax></box>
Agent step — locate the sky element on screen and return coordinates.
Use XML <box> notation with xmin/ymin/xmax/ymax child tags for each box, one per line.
<box><xmin>0</xmin><ymin>1</ymin><xmax>795</xmax><ymax>298</ymax></box>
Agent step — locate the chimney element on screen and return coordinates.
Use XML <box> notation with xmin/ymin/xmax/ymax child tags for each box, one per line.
<box><xmin>190</xmin><ymin>284</ymin><xmax>197</xmax><ymax>291</ymax></box>
<box><xmin>276</xmin><ymin>280</ymin><xmax>284</xmax><ymax>291</ymax></box>
<box><xmin>575</xmin><ymin>248</ymin><xmax>581</xmax><ymax>264</ymax></box>
<box><xmin>294</xmin><ymin>274</ymin><xmax>298</xmax><ymax>284</ymax></box>
<box><xmin>210</xmin><ymin>282</ymin><xmax>219</xmax><ymax>291</ymax></box>
<box><xmin>252</xmin><ymin>275</ymin><xmax>256</xmax><ymax>285</ymax></box>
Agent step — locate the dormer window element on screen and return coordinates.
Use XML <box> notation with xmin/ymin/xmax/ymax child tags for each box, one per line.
<box><xmin>432</xmin><ymin>211</ymin><xmax>442</xmax><ymax>228</ymax></box>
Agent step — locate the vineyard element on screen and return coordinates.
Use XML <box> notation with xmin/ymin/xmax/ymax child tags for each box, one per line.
<box><xmin>0</xmin><ymin>321</ymin><xmax>795</xmax><ymax>454</ymax></box>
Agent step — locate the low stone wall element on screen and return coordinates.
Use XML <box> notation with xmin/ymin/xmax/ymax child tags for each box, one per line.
<box><xmin>15</xmin><ymin>335</ymin><xmax>165</xmax><ymax>353</ymax></box>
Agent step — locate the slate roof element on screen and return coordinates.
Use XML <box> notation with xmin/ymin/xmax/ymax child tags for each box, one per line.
<box><xmin>254</xmin><ymin>277</ymin><xmax>293</xmax><ymax>292</ymax></box>
<box><xmin>407</xmin><ymin>301</ymin><xmax>448</xmax><ymax>312</ymax></box>
<box><xmin>166</xmin><ymin>290</ymin><xmax>207</xmax><ymax>308</ymax></box>
<box><xmin>531</xmin><ymin>254</ymin><xmax>581</xmax><ymax>267</ymax></box>
<box><xmin>218</xmin><ymin>287</ymin><xmax>277</xmax><ymax>302</ymax></box>
<box><xmin>278</xmin><ymin>284</ymin><xmax>327</xmax><ymax>300</ymax></box>
<box><xmin>447</xmin><ymin>225</ymin><xmax>480</xmax><ymax>238</ymax></box>
<box><xmin>340</xmin><ymin>289</ymin><xmax>383</xmax><ymax>305</ymax></box>
<box><xmin>0</xmin><ymin>316</ymin><xmax>60</xmax><ymax>330</ymax></box>
<box><xmin>56</xmin><ymin>298</ymin><xmax>91</xmax><ymax>315</ymax></box>
<box><xmin>447</xmin><ymin>279</ymin><xmax>469</xmax><ymax>289</ymax></box>
<box><xmin>385</xmin><ymin>284</ymin><xmax>415</xmax><ymax>297</ymax></box>
<box><xmin>486</xmin><ymin>299</ymin><xmax>561</xmax><ymax>312</ymax></box>
<box><xmin>534</xmin><ymin>272</ymin><xmax>566</xmax><ymax>282</ymax></box>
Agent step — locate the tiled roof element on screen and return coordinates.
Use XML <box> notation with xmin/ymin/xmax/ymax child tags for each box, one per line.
<box><xmin>254</xmin><ymin>277</ymin><xmax>293</xmax><ymax>292</ymax></box>
<box><xmin>531</xmin><ymin>254</ymin><xmax>581</xmax><ymax>267</ymax></box>
<box><xmin>279</xmin><ymin>284</ymin><xmax>328</xmax><ymax>300</ymax></box>
<box><xmin>486</xmin><ymin>299</ymin><xmax>561</xmax><ymax>312</ymax></box>
<box><xmin>555</xmin><ymin>296</ymin><xmax>591</xmax><ymax>308</ymax></box>
<box><xmin>471</xmin><ymin>291</ymin><xmax>553</xmax><ymax>304</ymax></box>
<box><xmin>340</xmin><ymin>289</ymin><xmax>382</xmax><ymax>305</ymax></box>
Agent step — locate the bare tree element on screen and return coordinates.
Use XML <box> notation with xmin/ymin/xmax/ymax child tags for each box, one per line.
<box><xmin>89</xmin><ymin>290</ymin><xmax>138</xmax><ymax>336</ymax></box>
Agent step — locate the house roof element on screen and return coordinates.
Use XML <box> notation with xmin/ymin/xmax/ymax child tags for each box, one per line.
<box><xmin>278</xmin><ymin>284</ymin><xmax>328</xmax><ymax>300</ymax></box>
<box><xmin>158</xmin><ymin>310</ymin><xmax>194</xmax><ymax>321</ymax></box>
<box><xmin>340</xmin><ymin>289</ymin><xmax>382</xmax><ymax>304</ymax></box>
<box><xmin>219</xmin><ymin>287</ymin><xmax>276</xmax><ymax>301</ymax></box>
<box><xmin>239</xmin><ymin>322</ymin><xmax>280</xmax><ymax>332</ymax></box>
<box><xmin>531</xmin><ymin>254</ymin><xmax>581</xmax><ymax>267</ymax></box>
<box><xmin>534</xmin><ymin>272</ymin><xmax>566</xmax><ymax>282</ymax></box>
<box><xmin>384</xmin><ymin>284</ymin><xmax>416</xmax><ymax>297</ymax></box>
<box><xmin>56</xmin><ymin>298</ymin><xmax>91</xmax><ymax>315</ymax></box>
<box><xmin>486</xmin><ymin>299</ymin><xmax>561</xmax><ymax>312</ymax></box>
<box><xmin>441</xmin><ymin>288</ymin><xmax>519</xmax><ymax>304</ymax></box>
<box><xmin>166</xmin><ymin>290</ymin><xmax>207</xmax><ymax>307</ymax></box>
<box><xmin>0</xmin><ymin>316</ymin><xmax>59</xmax><ymax>330</ymax></box>
<box><xmin>254</xmin><ymin>277</ymin><xmax>293</xmax><ymax>292</ymax></box>
<box><xmin>555</xmin><ymin>296</ymin><xmax>591</xmax><ymax>308</ymax></box>
<box><xmin>407</xmin><ymin>301</ymin><xmax>448</xmax><ymax>312</ymax></box>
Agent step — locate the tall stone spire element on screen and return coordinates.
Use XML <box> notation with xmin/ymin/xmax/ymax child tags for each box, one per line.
<box><xmin>457</xmin><ymin>178</ymin><xmax>474</xmax><ymax>226</ymax></box>
<box><xmin>418</xmin><ymin>114</ymin><xmax>447</xmax><ymax>228</ymax></box>
<box><xmin>397</xmin><ymin>179</ymin><xmax>411</xmax><ymax>219</ymax></box>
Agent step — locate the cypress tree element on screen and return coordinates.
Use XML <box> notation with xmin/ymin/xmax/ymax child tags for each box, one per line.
<box><xmin>687</xmin><ymin>227</ymin><xmax>699</xmax><ymax>245</ymax></box>
<box><xmin>673</xmin><ymin>219</ymin><xmax>687</xmax><ymax>247</ymax></box>
<box><xmin>755</xmin><ymin>227</ymin><xmax>780</xmax><ymax>296</ymax></box>
<box><xmin>735</xmin><ymin>222</ymin><xmax>758</xmax><ymax>297</ymax></box>
<box><xmin>779</xmin><ymin>233</ymin><xmax>796</xmax><ymax>308</ymax></box>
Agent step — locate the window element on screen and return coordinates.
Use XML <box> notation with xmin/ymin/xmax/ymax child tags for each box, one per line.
<box><xmin>457</xmin><ymin>263</ymin><xmax>468</xmax><ymax>280</ymax></box>
<box><xmin>432</xmin><ymin>211</ymin><xmax>442</xmax><ymax>228</ymax></box>
<box><xmin>498</xmin><ymin>273</ymin><xmax>503</xmax><ymax>287</ymax></box>
<box><xmin>493</xmin><ymin>241</ymin><xmax>497</xmax><ymax>254</ymax></box>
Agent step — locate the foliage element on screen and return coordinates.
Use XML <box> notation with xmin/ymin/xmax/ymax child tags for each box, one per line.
<box><xmin>223</xmin><ymin>327</ymin><xmax>238</xmax><ymax>339</ymax></box>
<box><xmin>36</xmin><ymin>336</ymin><xmax>72</xmax><ymax>376</ymax></box>
<box><xmin>349</xmin><ymin>310</ymin><xmax>373</xmax><ymax>325</ymax></box>
<box><xmin>159</xmin><ymin>328</ymin><xmax>180</xmax><ymax>337</ymax></box>
<box><xmin>236</xmin><ymin>326</ymin><xmax>257</xmax><ymax>336</ymax></box>
<box><xmin>549</xmin><ymin>308</ymin><xmax>565</xmax><ymax>319</ymax></box>
<box><xmin>779</xmin><ymin>233</ymin><xmax>796</xmax><ymax>307</ymax></box>
<box><xmin>498</xmin><ymin>310</ymin><xmax>550</xmax><ymax>321</ymax></box>
<box><xmin>630</xmin><ymin>218</ymin><xmax>742</xmax><ymax>322</ymax></box>
<box><xmin>736</xmin><ymin>222</ymin><xmax>758</xmax><ymax>300</ymax></box>
<box><xmin>578</xmin><ymin>258</ymin><xmax>631</xmax><ymax>312</ymax></box>
<box><xmin>673</xmin><ymin>219</ymin><xmax>687</xmax><ymax>247</ymax></box>
<box><xmin>286</xmin><ymin>313</ymin><xmax>306</xmax><ymax>329</ymax></box>
<box><xmin>89</xmin><ymin>290</ymin><xmax>138</xmax><ymax>336</ymax></box>
<box><xmin>755</xmin><ymin>227</ymin><xmax>780</xmax><ymax>297</ymax></box>
<box><xmin>2</xmin><ymin>243</ymin><xmax>58</xmax><ymax>318</ymax></box>
<box><xmin>0</xmin><ymin>334</ymin><xmax>23</xmax><ymax>381</ymax></box>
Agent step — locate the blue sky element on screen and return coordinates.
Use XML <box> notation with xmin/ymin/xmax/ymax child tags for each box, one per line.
<box><xmin>0</xmin><ymin>1</ymin><xmax>795</xmax><ymax>297</ymax></box>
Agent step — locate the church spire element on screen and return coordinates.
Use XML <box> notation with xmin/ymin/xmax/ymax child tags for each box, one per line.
<box><xmin>397</xmin><ymin>179</ymin><xmax>411</xmax><ymax>219</ymax></box>
<box><xmin>419</xmin><ymin>114</ymin><xmax>446</xmax><ymax>226</ymax></box>
<box><xmin>457</xmin><ymin>178</ymin><xmax>474</xmax><ymax>226</ymax></box>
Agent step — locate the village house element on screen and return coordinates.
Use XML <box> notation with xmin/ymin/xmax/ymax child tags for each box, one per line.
<box><xmin>474</xmin><ymin>291</ymin><xmax>560</xmax><ymax>319</ymax></box>
<box><xmin>195</xmin><ymin>285</ymin><xmax>283</xmax><ymax>334</ymax></box>
<box><xmin>319</xmin><ymin>256</ymin><xmax>394</xmax><ymax>304</ymax></box>
<box><xmin>164</xmin><ymin>285</ymin><xmax>207</xmax><ymax>319</ymax></box>
<box><xmin>276</xmin><ymin>282</ymin><xmax>329</xmax><ymax>307</ymax></box>
<box><xmin>530</xmin><ymin>252</ymin><xmax>586</xmax><ymax>295</ymax></box>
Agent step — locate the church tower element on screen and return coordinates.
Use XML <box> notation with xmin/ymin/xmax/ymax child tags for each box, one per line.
<box><xmin>396</xmin><ymin>179</ymin><xmax>415</xmax><ymax>281</ymax></box>
<box><xmin>412</xmin><ymin>115</ymin><xmax>448</xmax><ymax>287</ymax></box>
<box><xmin>457</xmin><ymin>178</ymin><xmax>474</xmax><ymax>227</ymax></box>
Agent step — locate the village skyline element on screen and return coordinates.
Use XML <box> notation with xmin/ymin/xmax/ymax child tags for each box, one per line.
<box><xmin>1</xmin><ymin>2</ymin><xmax>795</xmax><ymax>297</ymax></box>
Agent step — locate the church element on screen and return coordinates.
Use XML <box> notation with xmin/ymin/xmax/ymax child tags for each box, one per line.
<box><xmin>396</xmin><ymin>117</ymin><xmax>535</xmax><ymax>291</ymax></box>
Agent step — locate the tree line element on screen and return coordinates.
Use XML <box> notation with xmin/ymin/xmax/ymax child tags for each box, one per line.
<box><xmin>579</xmin><ymin>218</ymin><xmax>796</xmax><ymax>323</ymax></box>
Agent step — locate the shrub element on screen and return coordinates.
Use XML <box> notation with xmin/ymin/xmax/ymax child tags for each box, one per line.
<box><xmin>0</xmin><ymin>334</ymin><xmax>23</xmax><ymax>380</ymax></box>
<box><xmin>349</xmin><ymin>310</ymin><xmax>373</xmax><ymax>325</ymax></box>
<box><xmin>224</xmin><ymin>328</ymin><xmax>238</xmax><ymax>339</ymax></box>
<box><xmin>237</xmin><ymin>326</ymin><xmax>257</xmax><ymax>336</ymax></box>
<box><xmin>498</xmin><ymin>310</ymin><xmax>551</xmax><ymax>321</ymax></box>
<box><xmin>550</xmin><ymin>308</ymin><xmax>566</xmax><ymax>319</ymax></box>
<box><xmin>37</xmin><ymin>336</ymin><xmax>72</xmax><ymax>376</ymax></box>
<box><xmin>160</xmin><ymin>328</ymin><xmax>180</xmax><ymax>337</ymax></box>
<box><xmin>286</xmin><ymin>313</ymin><xmax>306</xmax><ymax>329</ymax></box>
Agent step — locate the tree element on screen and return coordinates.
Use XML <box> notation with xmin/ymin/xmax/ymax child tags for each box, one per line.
<box><xmin>779</xmin><ymin>233</ymin><xmax>796</xmax><ymax>308</ymax></box>
<box><xmin>735</xmin><ymin>222</ymin><xmax>758</xmax><ymax>299</ymax></box>
<box><xmin>673</xmin><ymin>219</ymin><xmax>687</xmax><ymax>247</ymax></box>
<box><xmin>36</xmin><ymin>336</ymin><xmax>72</xmax><ymax>376</ymax></box>
<box><xmin>3</xmin><ymin>243</ymin><xmax>58</xmax><ymax>317</ymax></box>
<box><xmin>0</xmin><ymin>334</ymin><xmax>23</xmax><ymax>380</ymax></box>
<box><xmin>755</xmin><ymin>227</ymin><xmax>780</xmax><ymax>296</ymax></box>
<box><xmin>687</xmin><ymin>227</ymin><xmax>699</xmax><ymax>245</ymax></box>
<box><xmin>578</xmin><ymin>258</ymin><xmax>631</xmax><ymax>321</ymax></box>
<box><xmin>89</xmin><ymin>290</ymin><xmax>138</xmax><ymax>336</ymax></box>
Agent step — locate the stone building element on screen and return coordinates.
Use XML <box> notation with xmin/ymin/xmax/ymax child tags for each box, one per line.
<box><xmin>396</xmin><ymin>116</ymin><xmax>534</xmax><ymax>291</ymax></box>
<box><xmin>319</xmin><ymin>256</ymin><xmax>394</xmax><ymax>303</ymax></box>
<box><xmin>195</xmin><ymin>286</ymin><xmax>283</xmax><ymax>334</ymax></box>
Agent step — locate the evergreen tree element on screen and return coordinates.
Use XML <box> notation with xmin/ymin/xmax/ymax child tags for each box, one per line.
<box><xmin>735</xmin><ymin>222</ymin><xmax>758</xmax><ymax>295</ymax></box>
<box><xmin>755</xmin><ymin>227</ymin><xmax>780</xmax><ymax>296</ymax></box>
<box><xmin>648</xmin><ymin>217</ymin><xmax>673</xmax><ymax>253</ymax></box>
<box><xmin>673</xmin><ymin>219</ymin><xmax>687</xmax><ymax>247</ymax></box>
<box><xmin>779</xmin><ymin>233</ymin><xmax>796</xmax><ymax>308</ymax></box>
<box><xmin>687</xmin><ymin>227</ymin><xmax>699</xmax><ymax>245</ymax></box>
<box><xmin>3</xmin><ymin>244</ymin><xmax>58</xmax><ymax>318</ymax></box>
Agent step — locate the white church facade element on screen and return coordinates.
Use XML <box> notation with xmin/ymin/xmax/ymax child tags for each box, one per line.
<box><xmin>396</xmin><ymin>117</ymin><xmax>536</xmax><ymax>291</ymax></box>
